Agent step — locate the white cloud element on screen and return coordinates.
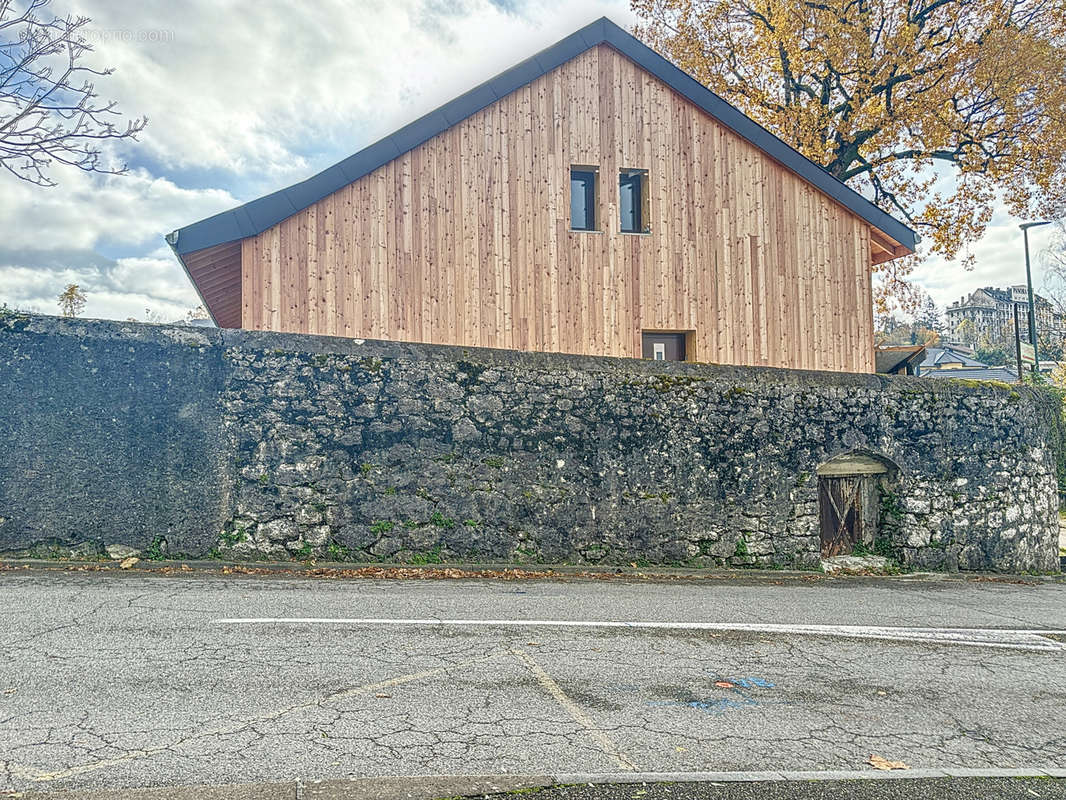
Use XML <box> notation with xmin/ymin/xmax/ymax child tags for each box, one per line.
<box><xmin>911</xmin><ymin>214</ymin><xmax>1061</xmax><ymax>310</ymax></box>
<box><xmin>0</xmin><ymin>162</ymin><xmax>236</xmax><ymax>320</ymax></box>
<box><xmin>1</xmin><ymin>0</ymin><xmax>634</xmax><ymax>322</ymax></box>
<box><xmin>79</xmin><ymin>0</ymin><xmax>636</xmax><ymax>184</ymax></box>
<box><xmin>0</xmin><ymin>254</ymin><xmax>200</xmax><ymax>321</ymax></box>
<box><xmin>0</xmin><ymin>167</ymin><xmax>236</xmax><ymax>252</ymax></box>
<box><xmin>1</xmin><ymin>0</ymin><xmax>1056</xmax><ymax>325</ymax></box>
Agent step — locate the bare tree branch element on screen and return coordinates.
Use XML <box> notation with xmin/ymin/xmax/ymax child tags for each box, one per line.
<box><xmin>0</xmin><ymin>0</ymin><xmax>147</xmax><ymax>186</ymax></box>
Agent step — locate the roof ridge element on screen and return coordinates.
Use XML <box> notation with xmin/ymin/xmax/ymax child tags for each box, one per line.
<box><xmin>168</xmin><ymin>16</ymin><xmax>917</xmax><ymax>256</ymax></box>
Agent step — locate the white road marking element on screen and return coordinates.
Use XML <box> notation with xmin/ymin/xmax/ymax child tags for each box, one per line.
<box><xmin>210</xmin><ymin>617</ymin><xmax>1066</xmax><ymax>652</ymax></box>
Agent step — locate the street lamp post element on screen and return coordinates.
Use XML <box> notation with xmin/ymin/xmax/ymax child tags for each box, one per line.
<box><xmin>1020</xmin><ymin>220</ymin><xmax>1055</xmax><ymax>376</ymax></box>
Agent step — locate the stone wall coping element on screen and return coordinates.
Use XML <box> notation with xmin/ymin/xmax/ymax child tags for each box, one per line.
<box><xmin>0</xmin><ymin>312</ymin><xmax>1038</xmax><ymax>398</ymax></box>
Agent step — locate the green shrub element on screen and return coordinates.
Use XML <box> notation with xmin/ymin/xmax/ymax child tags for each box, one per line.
<box><xmin>1034</xmin><ymin>385</ymin><xmax>1066</xmax><ymax>508</ymax></box>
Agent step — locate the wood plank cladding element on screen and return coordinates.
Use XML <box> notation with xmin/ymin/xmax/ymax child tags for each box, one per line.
<box><xmin>183</xmin><ymin>241</ymin><xmax>241</xmax><ymax>328</ymax></box>
<box><xmin>241</xmin><ymin>45</ymin><xmax>877</xmax><ymax>373</ymax></box>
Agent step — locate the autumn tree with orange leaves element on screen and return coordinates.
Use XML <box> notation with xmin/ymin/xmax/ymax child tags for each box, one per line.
<box><xmin>633</xmin><ymin>0</ymin><xmax>1066</xmax><ymax>312</ymax></box>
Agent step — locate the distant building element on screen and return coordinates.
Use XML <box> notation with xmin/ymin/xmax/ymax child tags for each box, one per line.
<box><xmin>917</xmin><ymin>345</ymin><xmax>1018</xmax><ymax>382</ymax></box>
<box><xmin>946</xmin><ymin>286</ymin><xmax>1065</xmax><ymax>346</ymax></box>
<box><xmin>919</xmin><ymin>346</ymin><xmax>988</xmax><ymax>372</ymax></box>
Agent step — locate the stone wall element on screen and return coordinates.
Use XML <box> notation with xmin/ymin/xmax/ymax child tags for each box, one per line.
<box><xmin>0</xmin><ymin>314</ymin><xmax>231</xmax><ymax>558</ymax></box>
<box><xmin>0</xmin><ymin>313</ymin><xmax>1060</xmax><ymax>572</ymax></box>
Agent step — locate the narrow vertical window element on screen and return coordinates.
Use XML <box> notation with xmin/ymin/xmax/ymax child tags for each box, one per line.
<box><xmin>570</xmin><ymin>166</ymin><xmax>598</xmax><ymax>231</ymax></box>
<box><xmin>619</xmin><ymin>169</ymin><xmax>649</xmax><ymax>234</ymax></box>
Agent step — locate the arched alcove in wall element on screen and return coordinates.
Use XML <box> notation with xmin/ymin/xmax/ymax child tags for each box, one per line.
<box><xmin>815</xmin><ymin>452</ymin><xmax>899</xmax><ymax>558</ymax></box>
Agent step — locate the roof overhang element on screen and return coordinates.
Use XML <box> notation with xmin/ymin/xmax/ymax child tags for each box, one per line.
<box><xmin>870</xmin><ymin>228</ymin><xmax>913</xmax><ymax>265</ymax></box>
<box><xmin>166</xmin><ymin>233</ymin><xmax>241</xmax><ymax>328</ymax></box>
<box><xmin>167</xmin><ymin>16</ymin><xmax>919</xmax><ymax>318</ymax></box>
<box><xmin>874</xmin><ymin>345</ymin><xmax>926</xmax><ymax>375</ymax></box>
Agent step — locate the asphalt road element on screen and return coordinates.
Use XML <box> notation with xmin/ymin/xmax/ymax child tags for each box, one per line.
<box><xmin>1</xmin><ymin>569</ymin><xmax>1065</xmax><ymax>795</ymax></box>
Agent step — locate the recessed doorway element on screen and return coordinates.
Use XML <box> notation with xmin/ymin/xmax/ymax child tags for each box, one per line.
<box><xmin>815</xmin><ymin>453</ymin><xmax>896</xmax><ymax>558</ymax></box>
<box><xmin>642</xmin><ymin>331</ymin><xmax>687</xmax><ymax>361</ymax></box>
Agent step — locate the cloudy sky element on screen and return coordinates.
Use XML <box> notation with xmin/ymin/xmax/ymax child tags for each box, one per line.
<box><xmin>0</xmin><ymin>0</ymin><xmax>1058</xmax><ymax>322</ymax></box>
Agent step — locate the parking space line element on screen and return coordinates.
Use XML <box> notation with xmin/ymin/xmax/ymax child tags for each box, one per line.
<box><xmin>512</xmin><ymin>648</ymin><xmax>637</xmax><ymax>772</ymax></box>
<box><xmin>10</xmin><ymin>650</ymin><xmax>510</xmax><ymax>783</ymax></box>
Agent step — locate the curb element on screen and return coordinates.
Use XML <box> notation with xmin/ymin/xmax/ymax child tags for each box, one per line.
<box><xmin>10</xmin><ymin>768</ymin><xmax>1066</xmax><ymax>799</ymax></box>
<box><xmin>1</xmin><ymin>557</ymin><xmax>1062</xmax><ymax>584</ymax></box>
<box><xmin>557</xmin><ymin>767</ymin><xmax>1066</xmax><ymax>782</ymax></box>
<box><xmin>0</xmin><ymin>556</ymin><xmax>818</xmax><ymax>579</ymax></box>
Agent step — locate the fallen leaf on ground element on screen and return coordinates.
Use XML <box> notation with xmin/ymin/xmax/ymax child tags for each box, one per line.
<box><xmin>374</xmin><ymin>693</ymin><xmax>391</xmax><ymax>698</ymax></box>
<box><xmin>868</xmin><ymin>754</ymin><xmax>909</xmax><ymax>770</ymax></box>
<box><xmin>2</xmin><ymin>688</ymin><xmax>15</xmax><ymax>696</ymax></box>
<box><xmin>181</xmin><ymin>564</ymin><xmax>192</xmax><ymax>571</ymax></box>
<box><xmin>526</xmin><ymin>641</ymin><xmax>541</xmax><ymax>647</ymax></box>
<box><xmin>714</xmin><ymin>681</ymin><xmax>736</xmax><ymax>689</ymax></box>
<box><xmin>119</xmin><ymin>557</ymin><xmax>139</xmax><ymax>570</ymax></box>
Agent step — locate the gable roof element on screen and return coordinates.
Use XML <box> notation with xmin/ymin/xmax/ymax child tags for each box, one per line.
<box><xmin>167</xmin><ymin>16</ymin><xmax>917</xmax><ymax>261</ymax></box>
<box><xmin>920</xmin><ymin>347</ymin><xmax>988</xmax><ymax>370</ymax></box>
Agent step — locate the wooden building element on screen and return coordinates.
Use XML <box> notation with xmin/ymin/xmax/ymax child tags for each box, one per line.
<box><xmin>168</xmin><ymin>18</ymin><xmax>916</xmax><ymax>373</ymax></box>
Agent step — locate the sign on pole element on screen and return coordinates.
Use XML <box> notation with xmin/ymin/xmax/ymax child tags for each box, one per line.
<box><xmin>1020</xmin><ymin>342</ymin><xmax>1036</xmax><ymax>366</ymax></box>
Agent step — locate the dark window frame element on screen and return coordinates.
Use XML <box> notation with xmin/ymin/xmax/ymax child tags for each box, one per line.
<box><xmin>619</xmin><ymin>168</ymin><xmax>650</xmax><ymax>234</ymax></box>
<box><xmin>570</xmin><ymin>165</ymin><xmax>599</xmax><ymax>232</ymax></box>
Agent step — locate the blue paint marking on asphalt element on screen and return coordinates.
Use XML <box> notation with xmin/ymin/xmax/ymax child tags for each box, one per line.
<box><xmin>647</xmin><ymin>676</ymin><xmax>777</xmax><ymax>714</ymax></box>
<box><xmin>732</xmin><ymin>677</ymin><xmax>775</xmax><ymax>689</ymax></box>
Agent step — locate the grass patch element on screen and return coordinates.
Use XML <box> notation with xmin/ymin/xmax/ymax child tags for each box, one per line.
<box><xmin>326</xmin><ymin>541</ymin><xmax>353</xmax><ymax>561</ymax></box>
<box><xmin>430</xmin><ymin>511</ymin><xmax>456</xmax><ymax>529</ymax></box>
<box><xmin>409</xmin><ymin>545</ymin><xmax>444</xmax><ymax>565</ymax></box>
<box><xmin>144</xmin><ymin>536</ymin><xmax>168</xmax><ymax>561</ymax></box>
<box><xmin>219</xmin><ymin>526</ymin><xmax>248</xmax><ymax>547</ymax></box>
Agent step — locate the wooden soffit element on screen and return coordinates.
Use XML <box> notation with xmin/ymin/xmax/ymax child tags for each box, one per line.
<box><xmin>175</xmin><ymin>240</ymin><xmax>242</xmax><ymax>328</ymax></box>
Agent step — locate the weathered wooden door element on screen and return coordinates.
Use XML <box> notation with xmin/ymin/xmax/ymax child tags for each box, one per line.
<box><xmin>818</xmin><ymin>476</ymin><xmax>864</xmax><ymax>557</ymax></box>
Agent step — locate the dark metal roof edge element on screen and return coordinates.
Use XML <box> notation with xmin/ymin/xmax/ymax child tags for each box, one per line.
<box><xmin>599</xmin><ymin>24</ymin><xmax>917</xmax><ymax>250</ymax></box>
<box><xmin>168</xmin><ymin>16</ymin><xmax>917</xmax><ymax>255</ymax></box>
